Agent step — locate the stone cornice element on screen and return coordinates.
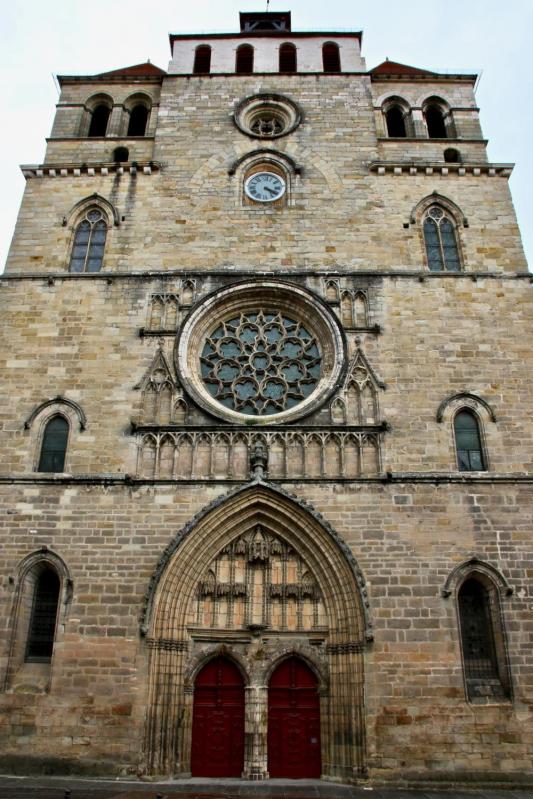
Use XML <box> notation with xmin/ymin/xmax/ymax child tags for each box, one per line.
<box><xmin>0</xmin><ymin>473</ymin><xmax>532</xmax><ymax>486</ymax></box>
<box><xmin>2</xmin><ymin>270</ymin><xmax>530</xmax><ymax>282</ymax></box>
<box><xmin>20</xmin><ymin>161</ymin><xmax>161</xmax><ymax>179</ymax></box>
<box><xmin>369</xmin><ymin>160</ymin><xmax>513</xmax><ymax>177</ymax></box>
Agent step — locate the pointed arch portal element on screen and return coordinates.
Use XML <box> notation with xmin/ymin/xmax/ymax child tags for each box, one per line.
<box><xmin>143</xmin><ymin>482</ymin><xmax>370</xmax><ymax>780</ymax></box>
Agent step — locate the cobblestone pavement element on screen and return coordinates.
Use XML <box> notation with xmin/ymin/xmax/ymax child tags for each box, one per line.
<box><xmin>0</xmin><ymin>777</ymin><xmax>532</xmax><ymax>799</ymax></box>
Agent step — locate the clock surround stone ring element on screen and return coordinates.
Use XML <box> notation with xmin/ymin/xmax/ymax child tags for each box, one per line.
<box><xmin>176</xmin><ymin>281</ymin><xmax>346</xmax><ymax>425</ymax></box>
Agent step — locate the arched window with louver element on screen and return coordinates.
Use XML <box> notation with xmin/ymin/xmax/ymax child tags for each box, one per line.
<box><xmin>322</xmin><ymin>42</ymin><xmax>340</xmax><ymax>72</ymax></box>
<box><xmin>193</xmin><ymin>45</ymin><xmax>212</xmax><ymax>74</ymax></box>
<box><xmin>236</xmin><ymin>45</ymin><xmax>254</xmax><ymax>74</ymax></box>
<box><xmin>279</xmin><ymin>43</ymin><xmax>297</xmax><ymax>73</ymax></box>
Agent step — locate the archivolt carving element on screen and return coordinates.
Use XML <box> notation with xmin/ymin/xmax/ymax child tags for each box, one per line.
<box><xmin>437</xmin><ymin>392</ymin><xmax>497</xmax><ymax>424</ymax></box>
<box><xmin>142</xmin><ymin>482</ymin><xmax>370</xmax><ymax>778</ymax></box>
<box><xmin>442</xmin><ymin>557</ymin><xmax>513</xmax><ymax>598</ymax></box>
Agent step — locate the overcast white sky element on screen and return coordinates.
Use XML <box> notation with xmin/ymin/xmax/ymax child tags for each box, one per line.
<box><xmin>1</xmin><ymin>0</ymin><xmax>531</xmax><ymax>270</ymax></box>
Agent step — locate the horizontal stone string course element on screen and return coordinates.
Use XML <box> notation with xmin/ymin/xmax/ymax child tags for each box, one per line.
<box><xmin>136</xmin><ymin>430</ymin><xmax>382</xmax><ymax>480</ymax></box>
<box><xmin>370</xmin><ymin>161</ymin><xmax>513</xmax><ymax>176</ymax></box>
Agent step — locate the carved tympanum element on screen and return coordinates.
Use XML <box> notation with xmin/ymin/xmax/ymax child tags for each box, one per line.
<box><xmin>190</xmin><ymin>526</ymin><xmax>327</xmax><ymax>633</ymax></box>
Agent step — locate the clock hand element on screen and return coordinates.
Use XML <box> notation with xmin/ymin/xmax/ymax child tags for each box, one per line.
<box><xmin>263</xmin><ymin>186</ymin><xmax>276</xmax><ymax>196</ymax></box>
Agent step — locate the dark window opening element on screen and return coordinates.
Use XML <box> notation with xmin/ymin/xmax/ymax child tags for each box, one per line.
<box><xmin>423</xmin><ymin>206</ymin><xmax>460</xmax><ymax>272</ymax></box>
<box><xmin>69</xmin><ymin>208</ymin><xmax>107</xmax><ymax>273</ymax></box>
<box><xmin>425</xmin><ymin>104</ymin><xmax>447</xmax><ymax>138</ymax></box>
<box><xmin>279</xmin><ymin>43</ymin><xmax>297</xmax><ymax>73</ymax></box>
<box><xmin>236</xmin><ymin>45</ymin><xmax>254</xmax><ymax>74</ymax></box>
<box><xmin>38</xmin><ymin>416</ymin><xmax>69</xmax><ymax>472</ymax></box>
<box><xmin>454</xmin><ymin>410</ymin><xmax>484</xmax><ymax>471</ymax></box>
<box><xmin>444</xmin><ymin>147</ymin><xmax>461</xmax><ymax>163</ymax></box>
<box><xmin>385</xmin><ymin>106</ymin><xmax>407</xmax><ymax>137</ymax></box>
<box><xmin>322</xmin><ymin>43</ymin><xmax>341</xmax><ymax>73</ymax></box>
<box><xmin>88</xmin><ymin>104</ymin><xmax>110</xmax><ymax>137</ymax></box>
<box><xmin>113</xmin><ymin>146</ymin><xmax>129</xmax><ymax>163</ymax></box>
<box><xmin>25</xmin><ymin>569</ymin><xmax>60</xmax><ymax>661</ymax></box>
<box><xmin>458</xmin><ymin>578</ymin><xmax>509</xmax><ymax>701</ymax></box>
<box><xmin>194</xmin><ymin>45</ymin><xmax>212</xmax><ymax>74</ymax></box>
<box><xmin>127</xmin><ymin>105</ymin><xmax>149</xmax><ymax>136</ymax></box>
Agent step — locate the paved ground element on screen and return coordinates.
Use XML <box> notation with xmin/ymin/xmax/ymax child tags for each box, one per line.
<box><xmin>0</xmin><ymin>777</ymin><xmax>532</xmax><ymax>799</ymax></box>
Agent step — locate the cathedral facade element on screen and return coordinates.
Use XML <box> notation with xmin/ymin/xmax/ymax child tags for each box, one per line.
<box><xmin>0</xmin><ymin>11</ymin><xmax>531</xmax><ymax>786</ymax></box>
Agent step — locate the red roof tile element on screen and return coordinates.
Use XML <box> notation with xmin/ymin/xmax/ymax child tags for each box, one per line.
<box><xmin>97</xmin><ymin>62</ymin><xmax>166</xmax><ymax>78</ymax></box>
<box><xmin>369</xmin><ymin>59</ymin><xmax>436</xmax><ymax>77</ymax></box>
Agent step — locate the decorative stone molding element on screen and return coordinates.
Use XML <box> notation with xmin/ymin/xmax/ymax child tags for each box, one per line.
<box><xmin>441</xmin><ymin>557</ymin><xmax>513</xmax><ymax>598</ymax></box>
<box><xmin>135</xmin><ymin>429</ymin><xmax>382</xmax><ymax>480</ymax></box>
<box><xmin>175</xmin><ymin>280</ymin><xmax>346</xmax><ymax>425</ymax></box>
<box><xmin>142</xmin><ymin>480</ymin><xmax>370</xmax><ymax>778</ymax></box>
<box><xmin>21</xmin><ymin>161</ymin><xmax>161</xmax><ymax>179</ymax></box>
<box><xmin>370</xmin><ymin>160</ymin><xmax>513</xmax><ymax>178</ymax></box>
<box><xmin>233</xmin><ymin>93</ymin><xmax>302</xmax><ymax>140</ymax></box>
<box><xmin>437</xmin><ymin>391</ymin><xmax>497</xmax><ymax>424</ymax></box>
<box><xmin>24</xmin><ymin>396</ymin><xmax>87</xmax><ymax>431</ymax></box>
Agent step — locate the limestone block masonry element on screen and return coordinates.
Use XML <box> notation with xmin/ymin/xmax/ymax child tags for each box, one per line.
<box><xmin>0</xmin><ymin>11</ymin><xmax>531</xmax><ymax>788</ymax></box>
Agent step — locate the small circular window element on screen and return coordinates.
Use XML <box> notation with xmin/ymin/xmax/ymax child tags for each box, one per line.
<box><xmin>176</xmin><ymin>282</ymin><xmax>345</xmax><ymax>424</ymax></box>
<box><xmin>234</xmin><ymin>94</ymin><xmax>302</xmax><ymax>139</ymax></box>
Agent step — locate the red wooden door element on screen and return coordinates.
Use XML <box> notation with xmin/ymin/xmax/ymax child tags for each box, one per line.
<box><xmin>191</xmin><ymin>656</ymin><xmax>245</xmax><ymax>777</ymax></box>
<box><xmin>268</xmin><ymin>657</ymin><xmax>321</xmax><ymax>778</ymax></box>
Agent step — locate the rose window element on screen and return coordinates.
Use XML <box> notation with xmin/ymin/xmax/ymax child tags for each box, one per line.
<box><xmin>200</xmin><ymin>311</ymin><xmax>321</xmax><ymax>415</ymax></box>
<box><xmin>234</xmin><ymin>94</ymin><xmax>301</xmax><ymax>139</ymax></box>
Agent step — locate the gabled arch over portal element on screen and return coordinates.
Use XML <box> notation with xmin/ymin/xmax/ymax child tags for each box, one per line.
<box><xmin>142</xmin><ymin>480</ymin><xmax>371</xmax><ymax>780</ymax></box>
<box><xmin>141</xmin><ymin>480</ymin><xmax>372</xmax><ymax>642</ymax></box>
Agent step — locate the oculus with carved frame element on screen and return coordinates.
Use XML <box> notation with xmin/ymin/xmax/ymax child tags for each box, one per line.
<box><xmin>234</xmin><ymin>94</ymin><xmax>302</xmax><ymax>140</ymax></box>
<box><xmin>176</xmin><ymin>281</ymin><xmax>346</xmax><ymax>425</ymax></box>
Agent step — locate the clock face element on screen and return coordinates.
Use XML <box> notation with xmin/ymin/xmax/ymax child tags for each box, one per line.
<box><xmin>245</xmin><ymin>172</ymin><xmax>286</xmax><ymax>203</ymax></box>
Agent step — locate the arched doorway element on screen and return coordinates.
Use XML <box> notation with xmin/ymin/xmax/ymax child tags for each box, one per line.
<box><xmin>191</xmin><ymin>656</ymin><xmax>245</xmax><ymax>777</ymax></box>
<box><xmin>143</xmin><ymin>483</ymin><xmax>371</xmax><ymax>779</ymax></box>
<box><xmin>268</xmin><ymin>657</ymin><xmax>321</xmax><ymax>778</ymax></box>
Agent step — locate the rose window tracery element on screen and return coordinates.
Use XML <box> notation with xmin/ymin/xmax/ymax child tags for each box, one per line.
<box><xmin>200</xmin><ymin>311</ymin><xmax>321</xmax><ymax>415</ymax></box>
<box><xmin>250</xmin><ymin>114</ymin><xmax>284</xmax><ymax>137</ymax></box>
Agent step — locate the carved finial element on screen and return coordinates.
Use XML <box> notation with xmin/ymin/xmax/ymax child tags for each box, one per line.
<box><xmin>250</xmin><ymin>439</ymin><xmax>268</xmax><ymax>480</ymax></box>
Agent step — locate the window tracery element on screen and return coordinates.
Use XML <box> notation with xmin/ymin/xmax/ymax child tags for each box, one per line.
<box><xmin>423</xmin><ymin>206</ymin><xmax>461</xmax><ymax>271</ymax></box>
<box><xmin>201</xmin><ymin>311</ymin><xmax>321</xmax><ymax>416</ymax></box>
<box><xmin>69</xmin><ymin>208</ymin><xmax>107</xmax><ymax>273</ymax></box>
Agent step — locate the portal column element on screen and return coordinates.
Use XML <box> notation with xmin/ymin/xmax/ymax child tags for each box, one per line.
<box><xmin>243</xmin><ymin>683</ymin><xmax>269</xmax><ymax>780</ymax></box>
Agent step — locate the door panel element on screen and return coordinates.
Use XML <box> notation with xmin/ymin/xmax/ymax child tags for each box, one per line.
<box><xmin>191</xmin><ymin>656</ymin><xmax>244</xmax><ymax>777</ymax></box>
<box><xmin>268</xmin><ymin>657</ymin><xmax>321</xmax><ymax>778</ymax></box>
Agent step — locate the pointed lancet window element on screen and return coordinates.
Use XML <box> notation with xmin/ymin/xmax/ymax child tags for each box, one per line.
<box><xmin>38</xmin><ymin>416</ymin><xmax>69</xmax><ymax>472</ymax></box>
<box><xmin>423</xmin><ymin>206</ymin><xmax>460</xmax><ymax>272</ymax></box>
<box><xmin>69</xmin><ymin>208</ymin><xmax>107</xmax><ymax>273</ymax></box>
<box><xmin>25</xmin><ymin>569</ymin><xmax>60</xmax><ymax>661</ymax></box>
<box><xmin>454</xmin><ymin>410</ymin><xmax>485</xmax><ymax>471</ymax></box>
